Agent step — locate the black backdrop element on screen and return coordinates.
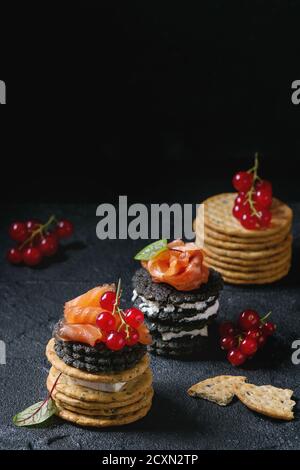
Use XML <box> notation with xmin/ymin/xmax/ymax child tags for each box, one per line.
<box><xmin>1</xmin><ymin>1</ymin><xmax>300</xmax><ymax>203</ymax></box>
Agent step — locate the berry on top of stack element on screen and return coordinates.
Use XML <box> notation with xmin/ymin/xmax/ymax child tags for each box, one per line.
<box><xmin>46</xmin><ymin>281</ymin><xmax>153</xmax><ymax>427</ymax></box>
<box><xmin>132</xmin><ymin>239</ymin><xmax>223</xmax><ymax>358</ymax></box>
<box><xmin>194</xmin><ymin>155</ymin><xmax>293</xmax><ymax>285</ymax></box>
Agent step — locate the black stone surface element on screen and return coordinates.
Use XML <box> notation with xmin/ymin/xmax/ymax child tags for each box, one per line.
<box><xmin>0</xmin><ymin>203</ymin><xmax>300</xmax><ymax>450</ymax></box>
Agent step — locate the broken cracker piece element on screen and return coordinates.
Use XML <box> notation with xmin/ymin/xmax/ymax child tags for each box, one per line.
<box><xmin>235</xmin><ymin>383</ymin><xmax>295</xmax><ymax>421</ymax></box>
<box><xmin>188</xmin><ymin>375</ymin><xmax>247</xmax><ymax>406</ymax></box>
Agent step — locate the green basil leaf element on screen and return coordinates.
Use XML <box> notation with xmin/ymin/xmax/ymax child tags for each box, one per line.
<box><xmin>13</xmin><ymin>398</ymin><xmax>57</xmax><ymax>427</ymax></box>
<box><xmin>134</xmin><ymin>239</ymin><xmax>168</xmax><ymax>260</ymax></box>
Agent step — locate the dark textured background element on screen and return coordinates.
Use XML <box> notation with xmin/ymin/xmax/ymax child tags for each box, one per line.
<box><xmin>0</xmin><ymin>202</ymin><xmax>299</xmax><ymax>450</ymax></box>
<box><xmin>0</xmin><ymin>2</ymin><xmax>300</xmax><ymax>202</ymax></box>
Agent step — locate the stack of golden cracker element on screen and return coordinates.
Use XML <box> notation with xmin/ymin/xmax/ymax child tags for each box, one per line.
<box><xmin>46</xmin><ymin>339</ymin><xmax>153</xmax><ymax>427</ymax></box>
<box><xmin>194</xmin><ymin>193</ymin><xmax>293</xmax><ymax>285</ymax></box>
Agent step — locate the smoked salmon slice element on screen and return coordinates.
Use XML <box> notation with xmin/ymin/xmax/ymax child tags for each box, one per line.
<box><xmin>57</xmin><ymin>322</ymin><xmax>104</xmax><ymax>347</ymax></box>
<box><xmin>65</xmin><ymin>284</ymin><xmax>115</xmax><ymax>309</ymax></box>
<box><xmin>142</xmin><ymin>240</ymin><xmax>209</xmax><ymax>291</ymax></box>
<box><xmin>64</xmin><ymin>306</ymin><xmax>105</xmax><ymax>325</ymax></box>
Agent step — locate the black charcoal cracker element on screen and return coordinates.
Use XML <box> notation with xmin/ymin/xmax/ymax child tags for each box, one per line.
<box><xmin>54</xmin><ymin>337</ymin><xmax>147</xmax><ymax>373</ymax></box>
<box><xmin>133</xmin><ymin>295</ymin><xmax>219</xmax><ymax>323</ymax></box>
<box><xmin>144</xmin><ymin>315</ymin><xmax>215</xmax><ymax>335</ymax></box>
<box><xmin>149</xmin><ymin>336</ymin><xmax>208</xmax><ymax>358</ymax></box>
<box><xmin>148</xmin><ymin>333</ymin><xmax>209</xmax><ymax>350</ymax></box>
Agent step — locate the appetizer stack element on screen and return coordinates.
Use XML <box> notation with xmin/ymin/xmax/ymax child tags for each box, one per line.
<box><xmin>195</xmin><ymin>157</ymin><xmax>293</xmax><ymax>285</ymax></box>
<box><xmin>195</xmin><ymin>194</ymin><xmax>292</xmax><ymax>285</ymax></box>
<box><xmin>46</xmin><ymin>284</ymin><xmax>153</xmax><ymax>427</ymax></box>
<box><xmin>133</xmin><ymin>240</ymin><xmax>223</xmax><ymax>358</ymax></box>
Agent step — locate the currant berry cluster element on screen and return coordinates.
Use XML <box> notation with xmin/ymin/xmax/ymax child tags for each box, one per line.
<box><xmin>96</xmin><ymin>283</ymin><xmax>145</xmax><ymax>351</ymax></box>
<box><xmin>7</xmin><ymin>216</ymin><xmax>74</xmax><ymax>267</ymax></box>
<box><xmin>219</xmin><ymin>309</ymin><xmax>276</xmax><ymax>366</ymax></box>
<box><xmin>232</xmin><ymin>154</ymin><xmax>273</xmax><ymax>229</ymax></box>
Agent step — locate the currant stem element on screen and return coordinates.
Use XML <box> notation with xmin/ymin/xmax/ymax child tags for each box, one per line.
<box><xmin>245</xmin><ymin>153</ymin><xmax>261</xmax><ymax>217</ymax></box>
<box><xmin>19</xmin><ymin>214</ymin><xmax>57</xmax><ymax>250</ymax></box>
<box><xmin>260</xmin><ymin>311</ymin><xmax>272</xmax><ymax>324</ymax></box>
<box><xmin>112</xmin><ymin>279</ymin><xmax>122</xmax><ymax>315</ymax></box>
<box><xmin>113</xmin><ymin>279</ymin><xmax>130</xmax><ymax>339</ymax></box>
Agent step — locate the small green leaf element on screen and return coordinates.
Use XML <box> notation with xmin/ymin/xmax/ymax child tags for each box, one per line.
<box><xmin>13</xmin><ymin>398</ymin><xmax>57</xmax><ymax>427</ymax></box>
<box><xmin>134</xmin><ymin>239</ymin><xmax>168</xmax><ymax>260</ymax></box>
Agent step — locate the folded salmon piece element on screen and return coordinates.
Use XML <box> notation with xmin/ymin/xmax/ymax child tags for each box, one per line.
<box><xmin>65</xmin><ymin>284</ymin><xmax>115</xmax><ymax>309</ymax></box>
<box><xmin>64</xmin><ymin>306</ymin><xmax>105</xmax><ymax>325</ymax></box>
<box><xmin>57</xmin><ymin>322</ymin><xmax>104</xmax><ymax>347</ymax></box>
<box><xmin>142</xmin><ymin>240</ymin><xmax>209</xmax><ymax>291</ymax></box>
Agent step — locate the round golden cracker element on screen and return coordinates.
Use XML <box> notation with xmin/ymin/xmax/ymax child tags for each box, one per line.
<box><xmin>54</xmin><ymin>388</ymin><xmax>154</xmax><ymax>416</ymax></box>
<box><xmin>204</xmin><ymin>250</ymin><xmax>291</xmax><ymax>273</ymax></box>
<box><xmin>193</xmin><ymin>215</ymin><xmax>292</xmax><ymax>245</ymax></box>
<box><xmin>46</xmin><ymin>338</ymin><xmax>149</xmax><ymax>383</ymax></box>
<box><xmin>196</xmin><ymin>227</ymin><xmax>291</xmax><ymax>251</ymax></box>
<box><xmin>203</xmin><ymin>246</ymin><xmax>292</xmax><ymax>267</ymax></box>
<box><xmin>220</xmin><ymin>263</ymin><xmax>291</xmax><ymax>284</ymax></box>
<box><xmin>47</xmin><ymin>374</ymin><xmax>152</xmax><ymax>410</ymax></box>
<box><xmin>194</xmin><ymin>218</ymin><xmax>292</xmax><ymax>245</ymax></box>
<box><xmin>204</xmin><ymin>261</ymin><xmax>291</xmax><ymax>280</ymax></box>
<box><xmin>200</xmin><ymin>193</ymin><xmax>293</xmax><ymax>238</ymax></box>
<box><xmin>48</xmin><ymin>366</ymin><xmax>152</xmax><ymax>404</ymax></box>
<box><xmin>203</xmin><ymin>234</ymin><xmax>292</xmax><ymax>261</ymax></box>
<box><xmin>55</xmin><ymin>401</ymin><xmax>152</xmax><ymax>427</ymax></box>
<box><xmin>235</xmin><ymin>383</ymin><xmax>295</xmax><ymax>421</ymax></box>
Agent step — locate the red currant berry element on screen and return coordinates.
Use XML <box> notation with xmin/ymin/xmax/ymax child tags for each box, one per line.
<box><xmin>257</xmin><ymin>333</ymin><xmax>267</xmax><ymax>348</ymax></box>
<box><xmin>26</xmin><ymin>219</ymin><xmax>41</xmax><ymax>232</ymax></box>
<box><xmin>7</xmin><ymin>247</ymin><xmax>23</xmax><ymax>264</ymax></box>
<box><xmin>232</xmin><ymin>204</ymin><xmax>244</xmax><ymax>220</ymax></box>
<box><xmin>240</xmin><ymin>212</ymin><xmax>259</xmax><ymax>230</ymax></box>
<box><xmin>39</xmin><ymin>234</ymin><xmax>58</xmax><ymax>257</ymax></box>
<box><xmin>256</xmin><ymin>179</ymin><xmax>272</xmax><ymax>195</ymax></box>
<box><xmin>262</xmin><ymin>321</ymin><xmax>276</xmax><ymax>336</ymax></box>
<box><xmin>96</xmin><ymin>311</ymin><xmax>116</xmax><ymax>332</ymax></box>
<box><xmin>246</xmin><ymin>327</ymin><xmax>262</xmax><ymax>341</ymax></box>
<box><xmin>235</xmin><ymin>193</ymin><xmax>246</xmax><ymax>205</ymax></box>
<box><xmin>232</xmin><ymin>171</ymin><xmax>253</xmax><ymax>192</ymax></box>
<box><xmin>22</xmin><ymin>247</ymin><xmax>43</xmax><ymax>266</ymax></box>
<box><xmin>56</xmin><ymin>219</ymin><xmax>74</xmax><ymax>238</ymax></box>
<box><xmin>255</xmin><ymin>180</ymin><xmax>272</xmax><ymax>208</ymax></box>
<box><xmin>220</xmin><ymin>335</ymin><xmax>237</xmax><ymax>351</ymax></box>
<box><xmin>124</xmin><ymin>308</ymin><xmax>144</xmax><ymax>328</ymax></box>
<box><xmin>227</xmin><ymin>348</ymin><xmax>246</xmax><ymax>366</ymax></box>
<box><xmin>258</xmin><ymin>208</ymin><xmax>272</xmax><ymax>228</ymax></box>
<box><xmin>240</xmin><ymin>337</ymin><xmax>258</xmax><ymax>356</ymax></box>
<box><xmin>8</xmin><ymin>222</ymin><xmax>28</xmax><ymax>243</ymax></box>
<box><xmin>219</xmin><ymin>322</ymin><xmax>235</xmax><ymax>337</ymax></box>
<box><xmin>105</xmin><ymin>331</ymin><xmax>126</xmax><ymax>351</ymax></box>
<box><xmin>100</xmin><ymin>291</ymin><xmax>116</xmax><ymax>311</ymax></box>
<box><xmin>238</xmin><ymin>310</ymin><xmax>260</xmax><ymax>330</ymax></box>
<box><xmin>125</xmin><ymin>328</ymin><xmax>140</xmax><ymax>346</ymax></box>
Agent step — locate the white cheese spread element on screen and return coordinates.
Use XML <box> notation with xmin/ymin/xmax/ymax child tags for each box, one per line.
<box><xmin>178</xmin><ymin>300</ymin><xmax>219</xmax><ymax>323</ymax></box>
<box><xmin>71</xmin><ymin>378</ymin><xmax>126</xmax><ymax>392</ymax></box>
<box><xmin>132</xmin><ymin>290</ymin><xmax>218</xmax><ymax>321</ymax></box>
<box><xmin>161</xmin><ymin>325</ymin><xmax>208</xmax><ymax>341</ymax></box>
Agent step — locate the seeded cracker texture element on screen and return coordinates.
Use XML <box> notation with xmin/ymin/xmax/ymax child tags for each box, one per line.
<box><xmin>188</xmin><ymin>375</ymin><xmax>247</xmax><ymax>406</ymax></box>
